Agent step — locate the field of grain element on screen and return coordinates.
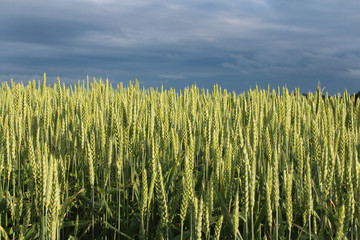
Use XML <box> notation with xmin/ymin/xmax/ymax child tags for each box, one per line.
<box><xmin>0</xmin><ymin>74</ymin><xmax>359</xmax><ymax>239</ymax></box>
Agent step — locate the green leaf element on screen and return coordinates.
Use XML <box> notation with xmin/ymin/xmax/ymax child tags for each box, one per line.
<box><xmin>253</xmin><ymin>204</ymin><xmax>267</xmax><ymax>236</ymax></box>
<box><xmin>62</xmin><ymin>220</ymin><xmax>91</xmax><ymax>228</ymax></box>
<box><xmin>0</xmin><ymin>197</ymin><xmax>7</xmax><ymax>214</ymax></box>
<box><xmin>104</xmin><ymin>221</ymin><xmax>135</xmax><ymax>240</ymax></box>
<box><xmin>60</xmin><ymin>188</ymin><xmax>86</xmax><ymax>218</ymax></box>
<box><xmin>214</xmin><ymin>188</ymin><xmax>243</xmax><ymax>240</ymax></box>
<box><xmin>0</xmin><ymin>225</ymin><xmax>9</xmax><ymax>240</ymax></box>
<box><xmin>25</xmin><ymin>223</ymin><xmax>39</xmax><ymax>240</ymax></box>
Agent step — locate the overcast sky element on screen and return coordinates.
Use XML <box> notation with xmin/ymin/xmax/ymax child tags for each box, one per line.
<box><xmin>1</xmin><ymin>0</ymin><xmax>360</xmax><ymax>94</ymax></box>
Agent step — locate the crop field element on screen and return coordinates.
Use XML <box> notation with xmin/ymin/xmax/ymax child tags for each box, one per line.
<box><xmin>0</xmin><ymin>74</ymin><xmax>359</xmax><ymax>239</ymax></box>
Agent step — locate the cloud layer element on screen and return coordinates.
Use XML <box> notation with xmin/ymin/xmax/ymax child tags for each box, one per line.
<box><xmin>1</xmin><ymin>0</ymin><xmax>360</xmax><ymax>94</ymax></box>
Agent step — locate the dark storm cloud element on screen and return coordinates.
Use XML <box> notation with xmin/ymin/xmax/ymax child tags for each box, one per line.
<box><xmin>1</xmin><ymin>0</ymin><xmax>360</xmax><ymax>94</ymax></box>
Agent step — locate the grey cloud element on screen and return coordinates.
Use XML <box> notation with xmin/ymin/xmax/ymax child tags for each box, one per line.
<box><xmin>346</xmin><ymin>69</ymin><xmax>360</xmax><ymax>79</ymax></box>
<box><xmin>158</xmin><ymin>74</ymin><xmax>185</xmax><ymax>79</ymax></box>
<box><xmin>1</xmin><ymin>0</ymin><xmax>360</xmax><ymax>94</ymax></box>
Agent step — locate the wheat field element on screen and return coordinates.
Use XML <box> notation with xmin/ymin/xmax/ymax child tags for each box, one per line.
<box><xmin>0</xmin><ymin>74</ymin><xmax>359</xmax><ymax>239</ymax></box>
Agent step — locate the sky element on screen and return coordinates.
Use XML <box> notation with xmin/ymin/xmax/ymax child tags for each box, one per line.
<box><xmin>1</xmin><ymin>0</ymin><xmax>360</xmax><ymax>95</ymax></box>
